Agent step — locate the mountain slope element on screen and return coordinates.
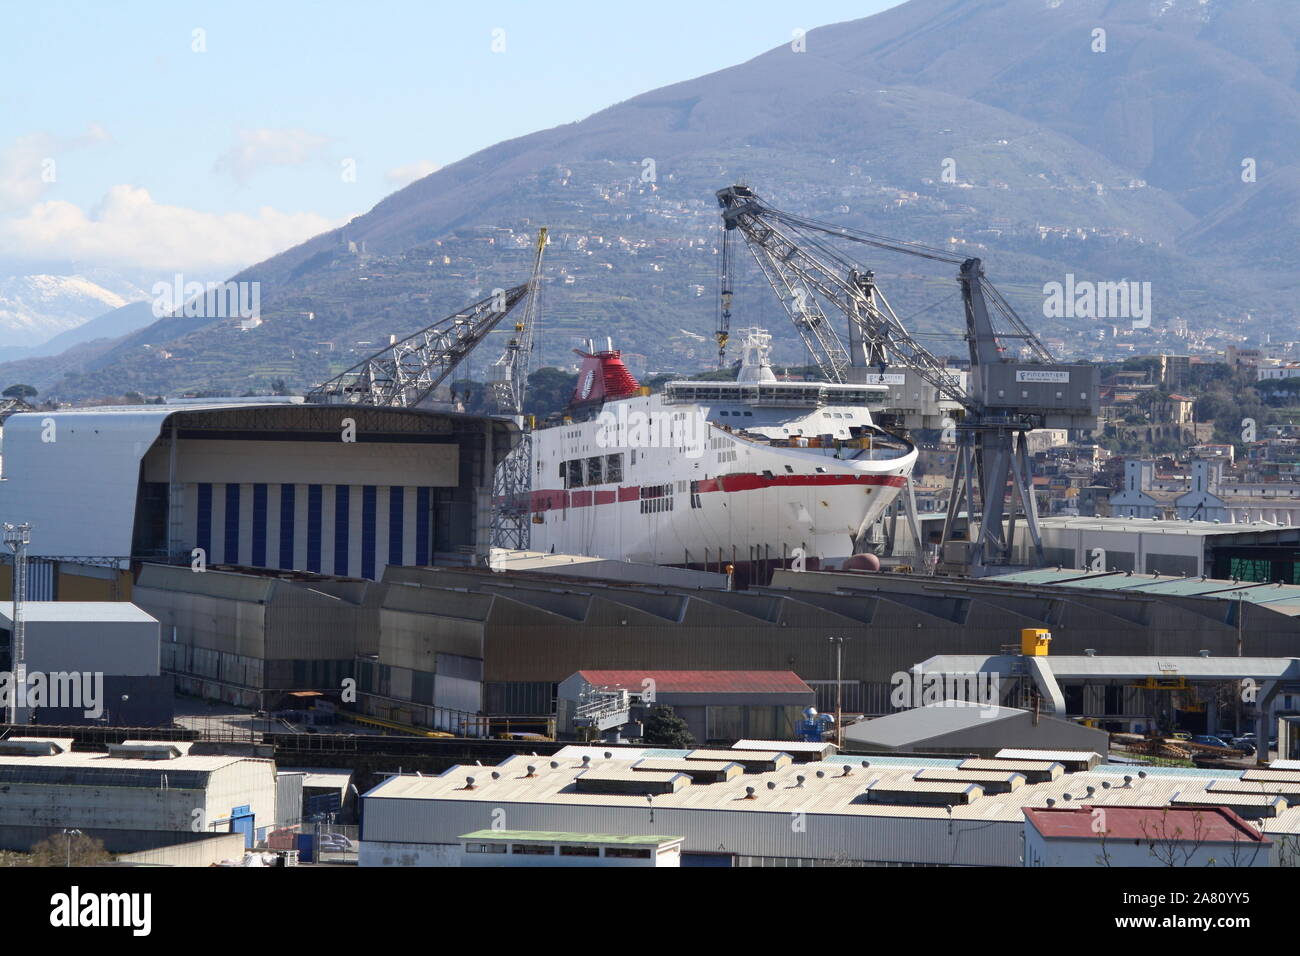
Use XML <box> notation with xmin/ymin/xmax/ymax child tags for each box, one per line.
<box><xmin>35</xmin><ymin>0</ymin><xmax>1300</xmax><ymax>401</ymax></box>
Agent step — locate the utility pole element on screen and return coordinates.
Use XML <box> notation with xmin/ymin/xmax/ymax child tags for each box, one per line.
<box><xmin>4</xmin><ymin>522</ymin><xmax>31</xmax><ymax>726</ymax></box>
<box><xmin>829</xmin><ymin>636</ymin><xmax>848</xmax><ymax>748</ymax></box>
<box><xmin>1235</xmin><ymin>591</ymin><xmax>1245</xmax><ymax>737</ymax></box>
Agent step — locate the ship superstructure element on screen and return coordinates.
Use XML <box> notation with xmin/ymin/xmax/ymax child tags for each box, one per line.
<box><xmin>529</xmin><ymin>329</ymin><xmax>916</xmax><ymax>579</ymax></box>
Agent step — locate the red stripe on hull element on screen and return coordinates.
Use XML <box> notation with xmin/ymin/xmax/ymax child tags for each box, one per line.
<box><xmin>697</xmin><ymin>472</ymin><xmax>906</xmax><ymax>494</ymax></box>
<box><xmin>526</xmin><ymin>471</ymin><xmax>903</xmax><ymax>512</ymax></box>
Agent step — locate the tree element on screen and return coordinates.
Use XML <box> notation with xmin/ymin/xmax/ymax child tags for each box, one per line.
<box><xmin>523</xmin><ymin>367</ymin><xmax>578</xmax><ymax>420</ymax></box>
<box><xmin>26</xmin><ymin>831</ymin><xmax>111</xmax><ymax>867</ymax></box>
<box><xmin>641</xmin><ymin>705</ymin><xmax>695</xmax><ymax>749</ymax></box>
<box><xmin>3</xmin><ymin>384</ymin><xmax>37</xmax><ymax>399</ymax></box>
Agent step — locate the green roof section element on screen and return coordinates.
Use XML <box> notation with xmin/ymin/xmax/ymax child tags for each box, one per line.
<box><xmin>458</xmin><ymin>830</ymin><xmax>682</xmax><ymax>845</ymax></box>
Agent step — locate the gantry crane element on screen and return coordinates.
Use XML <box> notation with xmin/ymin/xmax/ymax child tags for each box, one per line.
<box><xmin>488</xmin><ymin>228</ymin><xmax>547</xmax><ymax>550</ymax></box>
<box><xmin>716</xmin><ymin>185</ymin><xmax>1098</xmax><ymax>574</ymax></box>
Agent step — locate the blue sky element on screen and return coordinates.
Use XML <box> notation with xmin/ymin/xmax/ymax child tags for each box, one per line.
<box><xmin>0</xmin><ymin>0</ymin><xmax>902</xmax><ymax>277</ymax></box>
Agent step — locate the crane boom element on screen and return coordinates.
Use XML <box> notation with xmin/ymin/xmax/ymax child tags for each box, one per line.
<box><xmin>716</xmin><ymin>185</ymin><xmax>970</xmax><ymax>407</ymax></box>
<box><xmin>715</xmin><ymin>185</ymin><xmax>1099</xmax><ymax>574</ymax></box>
<box><xmin>489</xmin><ymin>228</ymin><xmax>548</xmax><ymax>416</ymax></box>
<box><xmin>489</xmin><ymin>228</ymin><xmax>549</xmax><ymax>552</ymax></box>
<box><xmin>306</xmin><ymin>284</ymin><xmax>531</xmax><ymax>408</ymax></box>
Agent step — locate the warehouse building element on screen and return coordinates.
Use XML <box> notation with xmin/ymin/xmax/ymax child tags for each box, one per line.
<box><xmin>0</xmin><ymin>399</ymin><xmax>517</xmax><ymax>599</ymax></box>
<box><xmin>132</xmin><ymin>563</ymin><xmax>381</xmax><ymax>710</ymax></box>
<box><xmin>128</xmin><ymin>559</ymin><xmax>1300</xmax><ymax>733</ymax></box>
<box><xmin>358</xmin><ymin>744</ymin><xmax>1300</xmax><ymax>867</ymax></box>
<box><xmin>0</xmin><ymin>737</ymin><xmax>277</xmax><ymax>853</ymax></box>
<box><xmin>0</xmin><ymin>601</ymin><xmax>170</xmax><ymax>725</ymax></box>
<box><xmin>1003</xmin><ymin>513</ymin><xmax>1300</xmax><ymax>580</ymax></box>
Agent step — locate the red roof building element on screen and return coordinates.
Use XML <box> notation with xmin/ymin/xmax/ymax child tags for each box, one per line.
<box><xmin>1023</xmin><ymin>805</ymin><xmax>1272</xmax><ymax>867</ymax></box>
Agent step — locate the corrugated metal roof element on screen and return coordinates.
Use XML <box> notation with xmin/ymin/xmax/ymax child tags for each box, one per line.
<box><xmin>844</xmin><ymin>702</ymin><xmax>1018</xmax><ymax>748</ymax></box>
<box><xmin>575</xmin><ymin>670</ymin><xmax>812</xmax><ymax>695</ymax></box>
<box><xmin>996</xmin><ymin>749</ymin><xmax>1101</xmax><ymax>762</ymax></box>
<box><xmin>1025</xmin><ymin>806</ymin><xmax>1268</xmax><ymax>843</ymax></box>
<box><xmin>359</xmin><ymin>751</ymin><xmax>1300</xmax><ymax>846</ymax></box>
<box><xmin>732</xmin><ymin>739</ymin><xmax>837</xmax><ymax>756</ymax></box>
<box><xmin>1271</xmin><ymin>760</ymin><xmax>1300</xmax><ymax>771</ymax></box>
<box><xmin>0</xmin><ymin>602</ymin><xmax>157</xmax><ymax>624</ymax></box>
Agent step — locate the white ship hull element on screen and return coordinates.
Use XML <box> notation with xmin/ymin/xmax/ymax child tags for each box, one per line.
<box><xmin>528</xmin><ymin>390</ymin><xmax>916</xmax><ymax>574</ymax></box>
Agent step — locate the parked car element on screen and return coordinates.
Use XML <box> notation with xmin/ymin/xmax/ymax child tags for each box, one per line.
<box><xmin>1191</xmin><ymin>735</ymin><xmax>1233</xmax><ymax>749</ymax></box>
<box><xmin>1171</xmin><ymin>732</ymin><xmax>1192</xmax><ymax>741</ymax></box>
<box><xmin>1230</xmin><ymin>737</ymin><xmax>1256</xmax><ymax>755</ymax></box>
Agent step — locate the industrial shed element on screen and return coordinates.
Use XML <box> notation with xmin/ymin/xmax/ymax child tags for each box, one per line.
<box><xmin>133</xmin><ymin>563</ymin><xmax>383</xmax><ymax>710</ymax></box>
<box><xmin>127</xmin><ymin>559</ymin><xmax>1300</xmax><ymax>733</ymax></box>
<box><xmin>842</xmin><ymin>703</ymin><xmax>1110</xmax><ymax>756</ymax></box>
<box><xmin>0</xmin><ymin>739</ymin><xmax>277</xmax><ymax>853</ymax></box>
<box><xmin>0</xmin><ymin>600</ymin><xmax>170</xmax><ymax>724</ymax></box>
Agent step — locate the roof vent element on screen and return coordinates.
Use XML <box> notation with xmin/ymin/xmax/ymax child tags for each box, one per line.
<box><xmin>525</xmin><ymin>764</ymin><xmax>537</xmax><ymax>778</ymax></box>
<box><xmin>766</xmin><ymin>781</ymin><xmax>776</xmax><ymax>790</ymax></box>
<box><xmin>1046</xmin><ymin>798</ymin><xmax>1056</xmax><ymax>807</ymax></box>
<box><xmin>1138</xmin><ymin>771</ymin><xmax>1147</xmax><ymax>779</ymax></box>
<box><xmin>604</xmin><ymin>751</ymin><xmax>613</xmax><ymax>759</ymax></box>
<box><xmin>744</xmin><ymin>786</ymin><xmax>756</xmax><ymax>800</ymax></box>
<box><xmin>1062</xmin><ymin>792</ymin><xmax>1072</xmax><ymax>800</ymax></box>
<box><xmin>1086</xmin><ymin>785</ymin><xmax>1096</xmax><ymax>796</ymax></box>
<box><xmin>1123</xmin><ymin>775</ymin><xmax>1133</xmax><ymax>787</ymax></box>
<box><xmin>1101</xmin><ymin>780</ymin><xmax>1111</xmax><ymax>789</ymax></box>
<box><xmin>491</xmin><ymin>771</ymin><xmax>500</xmax><ymax>780</ymax></box>
<box><xmin>815</xmin><ymin>770</ymin><xmax>825</xmax><ymax>779</ymax></box>
<box><xmin>550</xmin><ymin>761</ymin><xmax>559</xmax><ymax>769</ymax></box>
<box><xmin>463</xmin><ymin>776</ymin><xmax>476</xmax><ymax>790</ymax></box>
<box><xmin>860</xmin><ymin>760</ymin><xmax>871</xmax><ymax>769</ymax></box>
<box><xmin>841</xmin><ymin>765</ymin><xmax>852</xmax><ymax>777</ymax></box>
<box><xmin>795</xmin><ymin>774</ymin><xmax>806</xmax><ymax>788</ymax></box>
<box><xmin>581</xmin><ymin>755</ymin><xmax>591</xmax><ymax>767</ymax></box>
<box><xmin>105</xmin><ymin>743</ymin><xmax>183</xmax><ymax>761</ymax></box>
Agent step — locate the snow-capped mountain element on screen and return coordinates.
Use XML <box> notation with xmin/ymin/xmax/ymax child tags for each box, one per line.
<box><xmin>0</xmin><ymin>274</ymin><xmax>142</xmax><ymax>348</ymax></box>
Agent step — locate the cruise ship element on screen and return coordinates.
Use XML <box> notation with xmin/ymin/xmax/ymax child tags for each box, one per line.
<box><xmin>528</xmin><ymin>329</ymin><xmax>917</xmax><ymax>581</ymax></box>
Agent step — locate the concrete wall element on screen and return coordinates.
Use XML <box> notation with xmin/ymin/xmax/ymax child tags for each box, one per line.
<box><xmin>116</xmin><ymin>832</ymin><xmax>247</xmax><ymax>866</ymax></box>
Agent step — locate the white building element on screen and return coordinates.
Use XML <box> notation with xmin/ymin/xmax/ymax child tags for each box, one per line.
<box><xmin>0</xmin><ymin>737</ymin><xmax>278</xmax><ymax>854</ymax></box>
<box><xmin>1108</xmin><ymin>461</ymin><xmax>1163</xmax><ymax>519</ymax></box>
<box><xmin>358</xmin><ymin>744</ymin><xmax>1300</xmax><ymax>867</ymax></box>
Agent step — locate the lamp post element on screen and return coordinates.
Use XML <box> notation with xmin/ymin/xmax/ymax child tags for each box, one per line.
<box><xmin>62</xmin><ymin>828</ymin><xmax>82</xmax><ymax>867</ymax></box>
<box><xmin>829</xmin><ymin>636</ymin><xmax>849</xmax><ymax>748</ymax></box>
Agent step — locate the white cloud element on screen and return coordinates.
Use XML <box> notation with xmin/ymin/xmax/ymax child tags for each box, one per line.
<box><xmin>0</xmin><ymin>124</ymin><xmax>112</xmax><ymax>213</ymax></box>
<box><xmin>214</xmin><ymin>128</ymin><xmax>334</xmax><ymax>185</ymax></box>
<box><xmin>385</xmin><ymin>160</ymin><xmax>440</xmax><ymax>187</ymax></box>
<box><xmin>0</xmin><ymin>184</ymin><xmax>340</xmax><ymax>273</ymax></box>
